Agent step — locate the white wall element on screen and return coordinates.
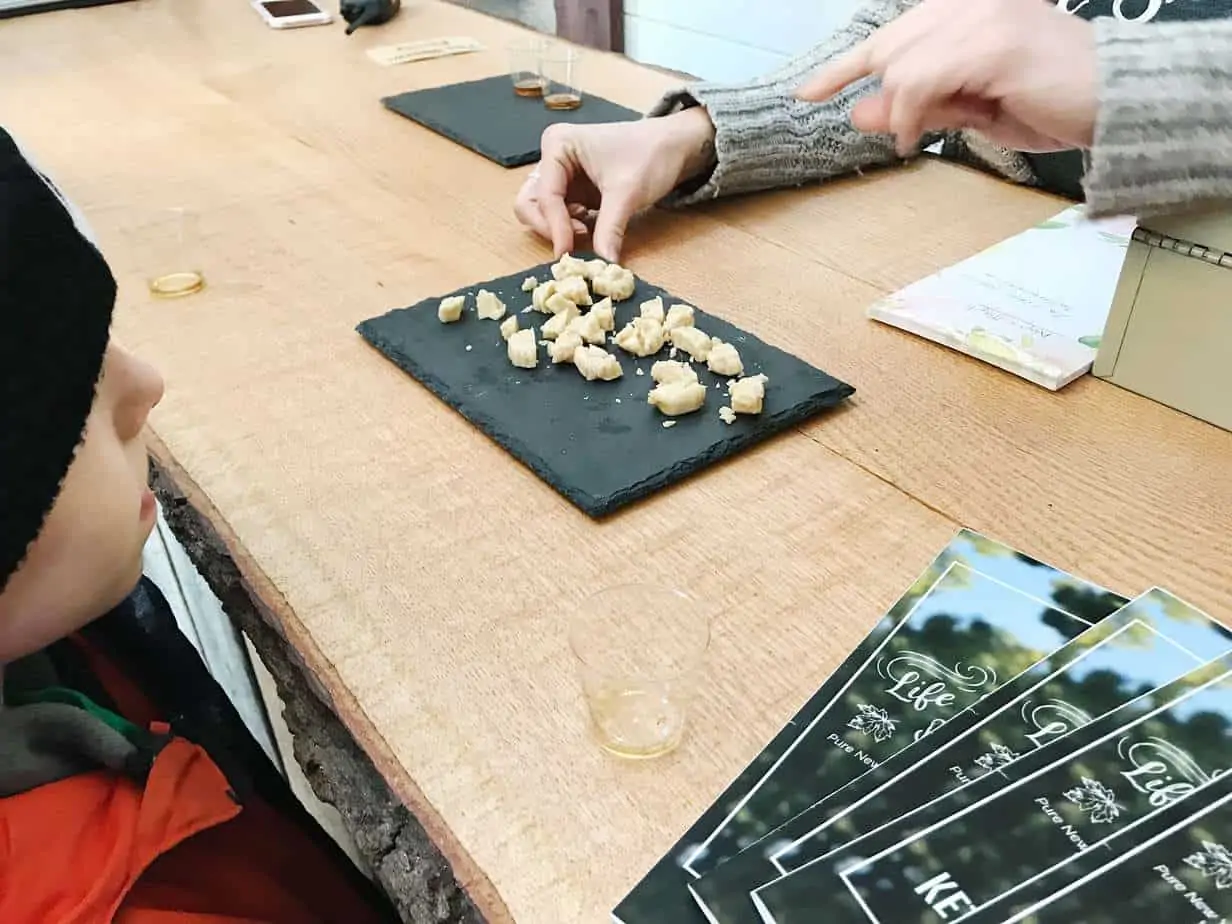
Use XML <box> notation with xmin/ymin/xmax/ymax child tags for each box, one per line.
<box><xmin>623</xmin><ymin>1</ymin><xmax>862</xmax><ymax>84</ymax></box>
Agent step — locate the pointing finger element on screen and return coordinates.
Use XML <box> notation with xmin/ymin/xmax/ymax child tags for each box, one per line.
<box><xmin>535</xmin><ymin>154</ymin><xmax>576</xmax><ymax>257</ymax></box>
<box><xmin>591</xmin><ymin>187</ymin><xmax>638</xmax><ymax>262</ymax></box>
<box><xmin>795</xmin><ymin>45</ymin><xmax>875</xmax><ymax>102</ymax></box>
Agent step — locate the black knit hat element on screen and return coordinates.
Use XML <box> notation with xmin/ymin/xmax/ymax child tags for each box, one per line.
<box><xmin>0</xmin><ymin>127</ymin><xmax>116</xmax><ymax>593</ymax></box>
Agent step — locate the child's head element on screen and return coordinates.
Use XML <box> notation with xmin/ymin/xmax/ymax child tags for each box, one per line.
<box><xmin>0</xmin><ymin>129</ymin><xmax>165</xmax><ymax>665</ymax></box>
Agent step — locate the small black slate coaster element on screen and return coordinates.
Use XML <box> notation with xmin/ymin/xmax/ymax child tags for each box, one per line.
<box><xmin>381</xmin><ymin>75</ymin><xmax>641</xmax><ymax>168</ymax></box>
<box><xmin>356</xmin><ymin>258</ymin><xmax>855</xmax><ymax>518</ymax></box>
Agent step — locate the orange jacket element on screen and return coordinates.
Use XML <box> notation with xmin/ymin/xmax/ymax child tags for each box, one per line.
<box><xmin>0</xmin><ymin>607</ymin><xmax>395</xmax><ymax>924</ymax></box>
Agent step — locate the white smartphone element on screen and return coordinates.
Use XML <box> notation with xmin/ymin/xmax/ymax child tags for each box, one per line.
<box><xmin>251</xmin><ymin>0</ymin><xmax>333</xmax><ymax>28</ymax></box>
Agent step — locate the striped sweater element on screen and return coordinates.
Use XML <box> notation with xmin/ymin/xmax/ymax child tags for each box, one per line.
<box><xmin>648</xmin><ymin>4</ymin><xmax>1232</xmax><ymax>219</ymax></box>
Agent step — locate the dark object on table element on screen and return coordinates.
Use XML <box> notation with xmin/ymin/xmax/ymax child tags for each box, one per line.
<box><xmin>381</xmin><ymin>75</ymin><xmax>640</xmax><ymax>168</ymax></box>
<box><xmin>936</xmin><ymin>135</ymin><xmax>1086</xmax><ymax>202</ymax></box>
<box><xmin>340</xmin><ymin>0</ymin><xmax>399</xmax><ymax>33</ymax></box>
<box><xmin>554</xmin><ymin>0</ymin><xmax>624</xmax><ymax>52</ymax></box>
<box><xmin>356</xmin><ymin>257</ymin><xmax>855</xmax><ymax>518</ymax></box>
<box><xmin>0</xmin><ymin>0</ymin><xmax>134</xmax><ymax>19</ymax></box>
<box><xmin>1022</xmin><ymin>149</ymin><xmax>1087</xmax><ymax>202</ymax></box>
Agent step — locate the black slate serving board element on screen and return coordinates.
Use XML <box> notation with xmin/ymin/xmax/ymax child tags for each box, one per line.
<box><xmin>381</xmin><ymin>75</ymin><xmax>641</xmax><ymax>168</ymax></box>
<box><xmin>356</xmin><ymin>258</ymin><xmax>854</xmax><ymax>517</ymax></box>
<box><xmin>0</xmin><ymin>0</ymin><xmax>135</xmax><ymax>17</ymax></box>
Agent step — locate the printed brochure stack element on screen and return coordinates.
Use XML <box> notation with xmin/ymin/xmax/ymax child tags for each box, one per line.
<box><xmin>613</xmin><ymin>529</ymin><xmax>1232</xmax><ymax>924</ymax></box>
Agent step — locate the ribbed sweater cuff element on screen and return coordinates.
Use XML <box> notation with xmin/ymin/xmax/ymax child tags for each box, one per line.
<box><xmin>1086</xmin><ymin>18</ymin><xmax>1232</xmax><ymax>218</ymax></box>
<box><xmin>664</xmin><ymin>78</ymin><xmax>904</xmax><ymax>206</ymax></box>
<box><xmin>644</xmin><ymin>0</ymin><xmax>917</xmax><ymax>207</ymax></box>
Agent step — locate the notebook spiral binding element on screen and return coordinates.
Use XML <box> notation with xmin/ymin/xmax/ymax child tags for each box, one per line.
<box><xmin>1132</xmin><ymin>226</ymin><xmax>1232</xmax><ymax>270</ymax></box>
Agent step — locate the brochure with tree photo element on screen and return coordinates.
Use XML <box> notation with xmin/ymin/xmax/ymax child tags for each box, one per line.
<box><xmin>611</xmin><ymin>530</ymin><xmax>1126</xmax><ymax>924</ymax></box>
<box><xmin>688</xmin><ymin>588</ymin><xmax>1232</xmax><ymax>924</ymax></box>
<box><xmin>966</xmin><ymin>772</ymin><xmax>1232</xmax><ymax>924</ymax></box>
<box><xmin>749</xmin><ymin>652</ymin><xmax>1232</xmax><ymax>924</ymax></box>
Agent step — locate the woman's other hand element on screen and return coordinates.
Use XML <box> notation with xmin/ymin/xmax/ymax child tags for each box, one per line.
<box><xmin>796</xmin><ymin>0</ymin><xmax>1098</xmax><ymax>156</ymax></box>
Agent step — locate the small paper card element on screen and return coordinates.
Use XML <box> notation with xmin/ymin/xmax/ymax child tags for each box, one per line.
<box><xmin>366</xmin><ymin>37</ymin><xmax>483</xmax><ymax>66</ymax></box>
<box><xmin>611</xmin><ymin>529</ymin><xmax>1126</xmax><ymax>924</ymax></box>
<box><xmin>966</xmin><ymin>772</ymin><xmax>1232</xmax><ymax>923</ymax></box>
<box><xmin>688</xmin><ymin>588</ymin><xmax>1232</xmax><ymax>924</ymax></box>
<box><xmin>750</xmin><ymin>650</ymin><xmax>1232</xmax><ymax>923</ymax></box>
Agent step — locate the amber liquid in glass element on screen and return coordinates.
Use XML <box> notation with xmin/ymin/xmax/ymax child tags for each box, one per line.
<box><xmin>149</xmin><ymin>271</ymin><xmax>205</xmax><ymax>298</ymax></box>
<box><xmin>588</xmin><ymin>686</ymin><xmax>686</xmax><ymax>759</ymax></box>
<box><xmin>544</xmin><ymin>92</ymin><xmax>582</xmax><ymax>111</ymax></box>
<box><xmin>513</xmin><ymin>77</ymin><xmax>545</xmax><ymax>97</ymax></box>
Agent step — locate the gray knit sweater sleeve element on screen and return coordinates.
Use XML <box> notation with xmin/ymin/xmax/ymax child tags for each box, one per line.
<box><xmin>1086</xmin><ymin>18</ymin><xmax>1232</xmax><ymax>218</ymax></box>
<box><xmin>646</xmin><ymin>0</ymin><xmax>922</xmax><ymax>205</ymax></box>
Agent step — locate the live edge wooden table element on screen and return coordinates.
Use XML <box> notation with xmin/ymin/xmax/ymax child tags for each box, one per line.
<box><xmin>3</xmin><ymin>2</ymin><xmax>1230</xmax><ymax>922</ymax></box>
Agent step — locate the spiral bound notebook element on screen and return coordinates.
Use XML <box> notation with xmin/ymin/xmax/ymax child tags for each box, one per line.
<box><xmin>1094</xmin><ymin>210</ymin><xmax>1232</xmax><ymax>431</ymax></box>
<box><xmin>868</xmin><ymin>205</ymin><xmax>1136</xmax><ymax>391</ymax></box>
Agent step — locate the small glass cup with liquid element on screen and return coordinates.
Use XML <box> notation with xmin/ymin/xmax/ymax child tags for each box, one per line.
<box><xmin>541</xmin><ymin>46</ymin><xmax>583</xmax><ymax>111</ymax></box>
<box><xmin>569</xmin><ymin>583</ymin><xmax>711</xmax><ymax>759</ymax></box>
<box><xmin>138</xmin><ymin>207</ymin><xmax>205</xmax><ymax>298</ymax></box>
<box><xmin>507</xmin><ymin>37</ymin><xmax>548</xmax><ymax>98</ymax></box>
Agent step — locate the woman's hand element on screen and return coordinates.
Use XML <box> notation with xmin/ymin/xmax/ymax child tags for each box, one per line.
<box><xmin>796</xmin><ymin>0</ymin><xmax>1098</xmax><ymax>156</ymax></box>
<box><xmin>514</xmin><ymin>106</ymin><xmax>717</xmax><ymax>261</ymax></box>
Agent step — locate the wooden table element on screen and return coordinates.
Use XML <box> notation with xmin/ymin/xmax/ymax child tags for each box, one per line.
<box><xmin>4</xmin><ymin>2</ymin><xmax>1230</xmax><ymax>922</ymax></box>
